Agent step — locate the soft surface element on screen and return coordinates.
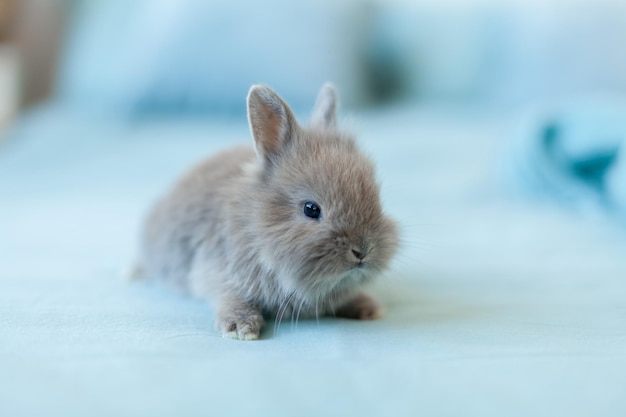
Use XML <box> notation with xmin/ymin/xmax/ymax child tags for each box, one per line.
<box><xmin>1</xmin><ymin>103</ymin><xmax>625</xmax><ymax>417</ymax></box>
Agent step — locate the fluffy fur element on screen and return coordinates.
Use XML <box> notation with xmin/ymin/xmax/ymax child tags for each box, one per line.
<box><xmin>139</xmin><ymin>83</ymin><xmax>398</xmax><ymax>340</ymax></box>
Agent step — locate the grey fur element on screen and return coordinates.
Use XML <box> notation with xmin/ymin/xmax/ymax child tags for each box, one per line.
<box><xmin>139</xmin><ymin>84</ymin><xmax>398</xmax><ymax>340</ymax></box>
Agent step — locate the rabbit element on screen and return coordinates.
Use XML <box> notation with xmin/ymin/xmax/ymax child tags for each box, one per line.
<box><xmin>138</xmin><ymin>83</ymin><xmax>398</xmax><ymax>340</ymax></box>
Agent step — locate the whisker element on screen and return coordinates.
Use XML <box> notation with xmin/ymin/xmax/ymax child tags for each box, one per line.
<box><xmin>315</xmin><ymin>296</ymin><xmax>320</xmax><ymax>326</ymax></box>
<box><xmin>294</xmin><ymin>295</ymin><xmax>307</xmax><ymax>330</ymax></box>
<box><xmin>274</xmin><ymin>291</ymin><xmax>295</xmax><ymax>336</ymax></box>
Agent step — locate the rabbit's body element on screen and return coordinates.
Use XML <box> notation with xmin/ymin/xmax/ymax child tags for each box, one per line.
<box><xmin>139</xmin><ymin>84</ymin><xmax>398</xmax><ymax>340</ymax></box>
<box><xmin>141</xmin><ymin>146</ymin><xmax>255</xmax><ymax>293</ymax></box>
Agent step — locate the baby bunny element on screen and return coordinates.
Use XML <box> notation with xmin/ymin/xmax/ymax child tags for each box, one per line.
<box><xmin>139</xmin><ymin>83</ymin><xmax>398</xmax><ymax>340</ymax></box>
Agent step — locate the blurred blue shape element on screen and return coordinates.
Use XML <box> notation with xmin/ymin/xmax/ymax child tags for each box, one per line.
<box><xmin>505</xmin><ymin>96</ymin><xmax>626</xmax><ymax>216</ymax></box>
<box><xmin>56</xmin><ymin>0</ymin><xmax>369</xmax><ymax>118</ymax></box>
<box><xmin>51</xmin><ymin>0</ymin><xmax>626</xmax><ymax>118</ymax></box>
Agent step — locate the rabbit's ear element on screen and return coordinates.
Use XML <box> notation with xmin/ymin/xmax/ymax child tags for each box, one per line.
<box><xmin>311</xmin><ymin>83</ymin><xmax>337</xmax><ymax>128</ymax></box>
<box><xmin>247</xmin><ymin>85</ymin><xmax>297</xmax><ymax>164</ymax></box>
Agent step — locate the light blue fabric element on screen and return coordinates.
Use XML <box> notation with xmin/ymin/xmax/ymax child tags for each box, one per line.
<box><xmin>1</xmin><ymin>104</ymin><xmax>626</xmax><ymax>416</ymax></box>
<box><xmin>57</xmin><ymin>0</ymin><xmax>367</xmax><ymax>117</ymax></box>
<box><xmin>364</xmin><ymin>2</ymin><xmax>626</xmax><ymax>105</ymax></box>
<box><xmin>505</xmin><ymin>97</ymin><xmax>626</xmax><ymax>218</ymax></box>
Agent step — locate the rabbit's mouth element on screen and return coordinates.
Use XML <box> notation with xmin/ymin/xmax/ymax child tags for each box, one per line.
<box><xmin>353</xmin><ymin>261</ymin><xmax>367</xmax><ymax>270</ymax></box>
<box><xmin>345</xmin><ymin>263</ymin><xmax>372</xmax><ymax>281</ymax></box>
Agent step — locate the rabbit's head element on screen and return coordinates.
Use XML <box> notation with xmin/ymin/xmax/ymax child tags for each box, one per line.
<box><xmin>246</xmin><ymin>84</ymin><xmax>398</xmax><ymax>301</ymax></box>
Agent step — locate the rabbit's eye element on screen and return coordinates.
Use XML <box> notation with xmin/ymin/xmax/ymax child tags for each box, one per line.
<box><xmin>303</xmin><ymin>202</ymin><xmax>321</xmax><ymax>219</ymax></box>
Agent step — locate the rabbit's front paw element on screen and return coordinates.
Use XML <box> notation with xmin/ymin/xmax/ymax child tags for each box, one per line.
<box><xmin>216</xmin><ymin>302</ymin><xmax>264</xmax><ymax>340</ymax></box>
<box><xmin>335</xmin><ymin>292</ymin><xmax>384</xmax><ymax>320</ymax></box>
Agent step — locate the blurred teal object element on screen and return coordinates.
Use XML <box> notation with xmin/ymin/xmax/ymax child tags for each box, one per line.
<box><xmin>54</xmin><ymin>0</ymin><xmax>626</xmax><ymax>116</ymax></box>
<box><xmin>56</xmin><ymin>0</ymin><xmax>368</xmax><ymax>117</ymax></box>
<box><xmin>506</xmin><ymin>96</ymin><xmax>626</xmax><ymax>216</ymax></box>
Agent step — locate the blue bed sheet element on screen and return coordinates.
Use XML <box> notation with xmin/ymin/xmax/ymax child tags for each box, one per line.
<box><xmin>1</xmin><ymin>103</ymin><xmax>625</xmax><ymax>417</ymax></box>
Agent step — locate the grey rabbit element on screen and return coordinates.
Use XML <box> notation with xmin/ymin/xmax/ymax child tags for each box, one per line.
<box><xmin>138</xmin><ymin>83</ymin><xmax>398</xmax><ymax>340</ymax></box>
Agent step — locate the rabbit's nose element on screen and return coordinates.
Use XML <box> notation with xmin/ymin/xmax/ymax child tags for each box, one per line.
<box><xmin>352</xmin><ymin>249</ymin><xmax>365</xmax><ymax>260</ymax></box>
<box><xmin>350</xmin><ymin>245</ymin><xmax>369</xmax><ymax>261</ymax></box>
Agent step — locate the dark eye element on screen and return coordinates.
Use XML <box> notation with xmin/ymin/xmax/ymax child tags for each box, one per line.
<box><xmin>303</xmin><ymin>202</ymin><xmax>321</xmax><ymax>219</ymax></box>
